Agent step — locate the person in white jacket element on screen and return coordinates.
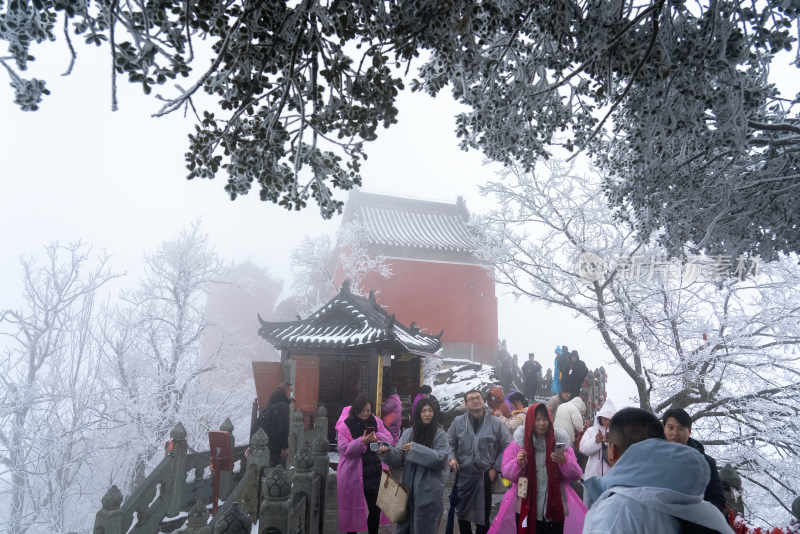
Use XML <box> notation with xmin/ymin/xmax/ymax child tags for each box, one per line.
<box><xmin>582</xmin><ymin>408</ymin><xmax>731</xmax><ymax>534</ymax></box>
<box><xmin>553</xmin><ymin>395</ymin><xmax>586</xmax><ymax>447</ymax></box>
<box><xmin>578</xmin><ymin>399</ymin><xmax>617</xmax><ymax>488</ymax></box>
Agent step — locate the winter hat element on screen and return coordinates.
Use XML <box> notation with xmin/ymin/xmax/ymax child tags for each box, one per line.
<box><xmin>554</xmin><ymin>427</ymin><xmax>570</xmax><ymax>446</ymax></box>
<box><xmin>385</xmin><ymin>387</ymin><xmax>398</xmax><ymax>396</ymax></box>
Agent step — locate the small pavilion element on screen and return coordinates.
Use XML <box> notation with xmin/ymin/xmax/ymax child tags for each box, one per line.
<box><xmin>257</xmin><ymin>280</ymin><xmax>443</xmax><ymax>442</ymax></box>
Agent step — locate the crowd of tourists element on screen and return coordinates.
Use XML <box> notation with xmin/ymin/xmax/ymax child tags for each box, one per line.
<box><xmin>327</xmin><ymin>347</ymin><xmax>734</xmax><ymax>534</ymax></box>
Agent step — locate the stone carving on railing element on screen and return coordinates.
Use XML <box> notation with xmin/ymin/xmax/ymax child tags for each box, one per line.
<box><xmin>182</xmin><ymin>502</ymin><xmax>211</xmax><ymax>534</ymax></box>
<box><xmin>292</xmin><ymin>447</ymin><xmax>320</xmax><ymax>534</ymax></box>
<box><xmin>311</xmin><ymin>435</ymin><xmax>329</xmax><ymax>534</ymax></box>
<box><xmin>94</xmin><ymin>405</ymin><xmax>330</xmax><ymax>534</ymax></box>
<box><xmin>213</xmin><ymin>502</ymin><xmax>252</xmax><ymax>534</ymax></box>
<box><xmin>259</xmin><ymin>466</ymin><xmax>293</xmax><ymax>534</ymax></box>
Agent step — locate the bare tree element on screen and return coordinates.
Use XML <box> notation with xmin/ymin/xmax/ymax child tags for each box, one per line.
<box><xmin>476</xmin><ymin>161</ymin><xmax>800</xmax><ymax>525</ymax></box>
<box><xmin>280</xmin><ymin>219</ymin><xmax>392</xmax><ymax>318</ymax></box>
<box><xmin>0</xmin><ymin>242</ymin><xmax>117</xmax><ymax>534</ymax></box>
<box><xmin>98</xmin><ymin>221</ymin><xmax>238</xmax><ymax>491</ymax></box>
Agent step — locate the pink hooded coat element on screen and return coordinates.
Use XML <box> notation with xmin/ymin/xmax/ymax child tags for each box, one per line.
<box><xmin>380</xmin><ymin>393</ymin><xmax>403</xmax><ymax>444</ymax></box>
<box><xmin>487</xmin><ymin>425</ymin><xmax>586</xmax><ymax>534</ymax></box>
<box><xmin>335</xmin><ymin>406</ymin><xmax>393</xmax><ymax>532</ymax></box>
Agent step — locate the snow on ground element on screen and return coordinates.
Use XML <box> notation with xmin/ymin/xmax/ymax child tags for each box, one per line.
<box><xmin>433</xmin><ymin>361</ymin><xmax>503</xmax><ymax>425</ymax></box>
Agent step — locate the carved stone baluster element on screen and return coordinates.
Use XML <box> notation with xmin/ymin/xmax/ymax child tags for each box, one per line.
<box><xmin>289</xmin><ymin>411</ymin><xmax>304</xmax><ymax>466</ymax></box>
<box><xmin>259</xmin><ymin>466</ymin><xmax>291</xmax><ymax>534</ymax></box>
<box><xmin>166</xmin><ymin>422</ymin><xmax>189</xmax><ymax>518</ymax></box>
<box><xmin>183</xmin><ymin>502</ymin><xmax>211</xmax><ymax>534</ymax></box>
<box><xmin>315</xmin><ymin>405</ymin><xmax>328</xmax><ymax>445</ymax></box>
<box><xmin>245</xmin><ymin>429</ymin><xmax>271</xmax><ymax>520</ymax></box>
<box><xmin>311</xmin><ymin>434</ymin><xmax>330</xmax><ymax>534</ymax></box>
<box><xmin>291</xmin><ymin>447</ymin><xmax>316</xmax><ymax>534</ymax></box>
<box><xmin>213</xmin><ymin>502</ymin><xmax>251</xmax><ymax>534</ymax></box>
<box><xmin>93</xmin><ymin>485</ymin><xmax>124</xmax><ymax>534</ymax></box>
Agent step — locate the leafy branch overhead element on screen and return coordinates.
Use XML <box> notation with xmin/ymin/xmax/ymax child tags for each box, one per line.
<box><xmin>3</xmin><ymin>0</ymin><xmax>799</xmax><ymax>256</ymax></box>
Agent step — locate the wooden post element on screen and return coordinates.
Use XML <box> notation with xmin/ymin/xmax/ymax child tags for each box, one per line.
<box><xmin>209</xmin><ymin>430</ymin><xmax>234</xmax><ymax>516</ymax></box>
<box><xmin>376</xmin><ymin>354</ymin><xmax>384</xmax><ymax>417</ymax></box>
<box><xmin>220</xmin><ymin>418</ymin><xmax>235</xmax><ymax>500</ymax></box>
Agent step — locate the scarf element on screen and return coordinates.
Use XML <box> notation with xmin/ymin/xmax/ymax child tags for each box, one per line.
<box><xmin>344</xmin><ymin>413</ymin><xmax>378</xmax><ymax>441</ymax></box>
<box><xmin>520</xmin><ymin>403</ymin><xmax>565</xmax><ymax>533</ymax></box>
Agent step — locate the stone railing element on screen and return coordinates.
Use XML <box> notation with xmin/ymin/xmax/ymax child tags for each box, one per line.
<box><xmin>93</xmin><ymin>406</ymin><xmax>330</xmax><ymax>534</ymax></box>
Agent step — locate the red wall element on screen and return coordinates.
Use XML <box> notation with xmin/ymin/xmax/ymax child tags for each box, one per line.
<box><xmin>336</xmin><ymin>259</ymin><xmax>498</xmax><ymax>357</ymax></box>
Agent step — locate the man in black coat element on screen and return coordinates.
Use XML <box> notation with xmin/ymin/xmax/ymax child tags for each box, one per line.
<box><xmin>561</xmin><ymin>350</ymin><xmax>589</xmax><ymax>398</ymax></box>
<box><xmin>255</xmin><ymin>382</ymin><xmax>293</xmax><ymax>467</ymax></box>
<box><xmin>521</xmin><ymin>353</ymin><xmax>542</xmax><ymax>403</ymax></box>
<box><xmin>662</xmin><ymin>407</ymin><xmax>727</xmax><ymax>513</ymax></box>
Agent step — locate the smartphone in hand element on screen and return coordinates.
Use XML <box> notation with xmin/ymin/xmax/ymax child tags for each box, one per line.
<box><xmin>555</xmin><ymin>442</ymin><xmax>567</xmax><ymax>452</ymax></box>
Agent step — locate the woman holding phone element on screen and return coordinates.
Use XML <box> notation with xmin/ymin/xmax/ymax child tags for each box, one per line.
<box><xmin>376</xmin><ymin>397</ymin><xmax>449</xmax><ymax>534</ymax></box>
<box><xmin>488</xmin><ymin>403</ymin><xmax>583</xmax><ymax>534</ymax></box>
<box><xmin>336</xmin><ymin>394</ymin><xmax>393</xmax><ymax>534</ymax></box>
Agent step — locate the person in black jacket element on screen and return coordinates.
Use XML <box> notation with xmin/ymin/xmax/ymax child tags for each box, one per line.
<box><xmin>521</xmin><ymin>353</ymin><xmax>542</xmax><ymax>403</ymax></box>
<box><xmin>662</xmin><ymin>408</ymin><xmax>727</xmax><ymax>513</ymax></box>
<box><xmin>255</xmin><ymin>382</ymin><xmax>294</xmax><ymax>467</ymax></box>
<box><xmin>561</xmin><ymin>350</ymin><xmax>589</xmax><ymax>398</ymax></box>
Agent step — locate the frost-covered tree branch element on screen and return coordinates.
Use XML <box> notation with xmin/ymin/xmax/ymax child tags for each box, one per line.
<box><xmin>97</xmin><ymin>221</ymin><xmax>243</xmax><ymax>491</ymax></box>
<box><xmin>475</xmin><ymin>160</ymin><xmax>800</xmax><ymax>524</ymax></box>
<box><xmin>0</xmin><ymin>242</ymin><xmax>118</xmax><ymax>534</ymax></box>
<box><xmin>4</xmin><ymin>0</ymin><xmax>798</xmax><ymax>257</ymax></box>
<box><xmin>279</xmin><ymin>218</ymin><xmax>392</xmax><ymax>319</ymax></box>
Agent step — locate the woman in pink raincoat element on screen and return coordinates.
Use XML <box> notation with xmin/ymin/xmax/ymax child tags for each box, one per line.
<box><xmin>336</xmin><ymin>394</ymin><xmax>393</xmax><ymax>534</ymax></box>
<box><xmin>488</xmin><ymin>403</ymin><xmax>586</xmax><ymax>534</ymax></box>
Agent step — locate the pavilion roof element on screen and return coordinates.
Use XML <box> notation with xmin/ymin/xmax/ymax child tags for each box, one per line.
<box><xmin>257</xmin><ymin>280</ymin><xmax>443</xmax><ymax>356</ymax></box>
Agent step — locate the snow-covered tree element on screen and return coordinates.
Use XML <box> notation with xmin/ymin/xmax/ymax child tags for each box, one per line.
<box><xmin>5</xmin><ymin>1</ymin><xmax>798</xmax><ymax>258</ymax></box>
<box><xmin>0</xmin><ymin>242</ymin><xmax>117</xmax><ymax>534</ymax></box>
<box><xmin>335</xmin><ymin>218</ymin><xmax>393</xmax><ymax>297</ymax></box>
<box><xmin>279</xmin><ymin>219</ymin><xmax>392</xmax><ymax>318</ymax></box>
<box><xmin>476</xmin><ymin>161</ymin><xmax>800</xmax><ymax>526</ymax></box>
<box><xmin>97</xmin><ymin>221</ymin><xmax>241</xmax><ymax>491</ymax></box>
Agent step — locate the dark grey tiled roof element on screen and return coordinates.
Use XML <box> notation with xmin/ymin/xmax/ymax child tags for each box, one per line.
<box><xmin>345</xmin><ymin>191</ymin><xmax>478</xmax><ymax>253</ymax></box>
<box><xmin>258</xmin><ymin>281</ymin><xmax>442</xmax><ymax>356</ymax></box>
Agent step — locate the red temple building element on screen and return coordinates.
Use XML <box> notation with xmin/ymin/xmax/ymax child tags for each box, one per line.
<box><xmin>332</xmin><ymin>190</ymin><xmax>498</xmax><ymax>365</ymax></box>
